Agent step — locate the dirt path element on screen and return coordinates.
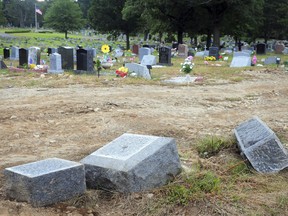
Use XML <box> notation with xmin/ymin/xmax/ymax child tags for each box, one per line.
<box><xmin>0</xmin><ymin>69</ymin><xmax>288</xmax><ymax>215</ymax></box>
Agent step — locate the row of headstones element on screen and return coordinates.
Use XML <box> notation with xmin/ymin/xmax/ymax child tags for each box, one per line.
<box><xmin>3</xmin><ymin>133</ymin><xmax>182</xmax><ymax>207</ymax></box>
<box><xmin>4</xmin><ymin>46</ymin><xmax>96</xmax><ymax>72</ymax></box>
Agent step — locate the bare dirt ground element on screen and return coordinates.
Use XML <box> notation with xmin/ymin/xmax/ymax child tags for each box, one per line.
<box><xmin>0</xmin><ymin>68</ymin><xmax>288</xmax><ymax>215</ymax></box>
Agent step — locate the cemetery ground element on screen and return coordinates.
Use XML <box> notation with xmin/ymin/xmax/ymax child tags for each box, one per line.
<box><xmin>0</xmin><ymin>32</ymin><xmax>288</xmax><ymax>215</ymax></box>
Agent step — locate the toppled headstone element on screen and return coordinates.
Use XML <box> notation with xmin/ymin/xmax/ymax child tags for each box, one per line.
<box><xmin>230</xmin><ymin>56</ymin><xmax>251</xmax><ymax>67</ymax></box>
<box><xmin>81</xmin><ymin>133</ymin><xmax>182</xmax><ymax>193</ymax></box>
<box><xmin>4</xmin><ymin>158</ymin><xmax>86</xmax><ymax>207</ymax></box>
<box><xmin>125</xmin><ymin>63</ymin><xmax>151</xmax><ymax>79</ymax></box>
<box><xmin>234</xmin><ymin>117</ymin><xmax>288</xmax><ymax>173</ymax></box>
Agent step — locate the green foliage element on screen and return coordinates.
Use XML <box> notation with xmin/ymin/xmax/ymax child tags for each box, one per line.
<box><xmin>5</xmin><ymin>30</ymin><xmax>31</xmax><ymax>34</ymax></box>
<box><xmin>165</xmin><ymin>171</ymin><xmax>220</xmax><ymax>205</ymax></box>
<box><xmin>196</xmin><ymin>135</ymin><xmax>234</xmax><ymax>158</ymax></box>
<box><xmin>44</xmin><ymin>0</ymin><xmax>84</xmax><ymax>39</ymax></box>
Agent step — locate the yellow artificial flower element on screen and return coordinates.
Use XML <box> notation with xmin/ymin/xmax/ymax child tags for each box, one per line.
<box><xmin>30</xmin><ymin>64</ymin><xmax>36</xmax><ymax>69</ymax></box>
<box><xmin>101</xmin><ymin>44</ymin><xmax>110</xmax><ymax>53</ymax></box>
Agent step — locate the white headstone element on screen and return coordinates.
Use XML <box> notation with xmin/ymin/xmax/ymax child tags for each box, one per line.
<box><xmin>48</xmin><ymin>53</ymin><xmax>64</xmax><ymax>74</ymax></box>
<box><xmin>28</xmin><ymin>47</ymin><xmax>41</xmax><ymax>65</ymax></box>
<box><xmin>125</xmin><ymin>63</ymin><xmax>151</xmax><ymax>79</ymax></box>
<box><xmin>139</xmin><ymin>47</ymin><xmax>151</xmax><ymax>62</ymax></box>
<box><xmin>141</xmin><ymin>54</ymin><xmax>156</xmax><ymax>66</ymax></box>
<box><xmin>230</xmin><ymin>56</ymin><xmax>251</xmax><ymax>67</ymax></box>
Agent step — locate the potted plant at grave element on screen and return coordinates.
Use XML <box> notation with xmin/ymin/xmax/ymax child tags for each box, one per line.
<box><xmin>116</xmin><ymin>66</ymin><xmax>129</xmax><ymax>78</ymax></box>
<box><xmin>180</xmin><ymin>56</ymin><xmax>194</xmax><ymax>74</ymax></box>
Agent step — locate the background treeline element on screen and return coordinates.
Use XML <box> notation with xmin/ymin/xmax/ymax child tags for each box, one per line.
<box><xmin>0</xmin><ymin>0</ymin><xmax>287</xmax><ymax>48</ymax></box>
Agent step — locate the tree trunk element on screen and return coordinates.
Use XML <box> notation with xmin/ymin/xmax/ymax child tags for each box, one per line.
<box><xmin>126</xmin><ymin>32</ymin><xmax>130</xmax><ymax>50</ymax></box>
<box><xmin>206</xmin><ymin>31</ymin><xmax>212</xmax><ymax>49</ymax></box>
<box><xmin>213</xmin><ymin>24</ymin><xmax>220</xmax><ymax>48</ymax></box>
<box><xmin>65</xmin><ymin>31</ymin><xmax>68</xmax><ymax>39</ymax></box>
<box><xmin>144</xmin><ymin>30</ymin><xmax>149</xmax><ymax>41</ymax></box>
<box><xmin>177</xmin><ymin>29</ymin><xmax>183</xmax><ymax>44</ymax></box>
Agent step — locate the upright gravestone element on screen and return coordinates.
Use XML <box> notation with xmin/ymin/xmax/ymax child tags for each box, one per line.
<box><xmin>178</xmin><ymin>44</ymin><xmax>188</xmax><ymax>58</ymax></box>
<box><xmin>48</xmin><ymin>53</ymin><xmax>64</xmax><ymax>74</ymax></box>
<box><xmin>209</xmin><ymin>46</ymin><xmax>219</xmax><ymax>60</ymax></box>
<box><xmin>3</xmin><ymin>48</ymin><xmax>10</xmax><ymax>59</ymax></box>
<box><xmin>172</xmin><ymin>42</ymin><xmax>178</xmax><ymax>50</ymax></box>
<box><xmin>47</xmin><ymin>48</ymin><xmax>58</xmax><ymax>56</ymax></box>
<box><xmin>274</xmin><ymin>44</ymin><xmax>285</xmax><ymax>54</ymax></box>
<box><xmin>28</xmin><ymin>47</ymin><xmax>41</xmax><ymax>65</ymax></box>
<box><xmin>233</xmin><ymin>51</ymin><xmax>251</xmax><ymax>57</ymax></box>
<box><xmin>141</xmin><ymin>54</ymin><xmax>156</xmax><ymax>66</ymax></box>
<box><xmin>139</xmin><ymin>47</ymin><xmax>151</xmax><ymax>62</ymax></box>
<box><xmin>58</xmin><ymin>46</ymin><xmax>74</xmax><ymax>70</ymax></box>
<box><xmin>256</xmin><ymin>43</ymin><xmax>266</xmax><ymax>55</ymax></box>
<box><xmin>234</xmin><ymin>117</ymin><xmax>288</xmax><ymax>173</ymax></box>
<box><xmin>76</xmin><ymin>48</ymin><xmax>94</xmax><ymax>72</ymax></box>
<box><xmin>132</xmin><ymin>44</ymin><xmax>140</xmax><ymax>55</ymax></box>
<box><xmin>10</xmin><ymin>46</ymin><xmax>19</xmax><ymax>60</ymax></box>
<box><xmin>80</xmin><ymin>133</ymin><xmax>181</xmax><ymax>193</ymax></box>
<box><xmin>19</xmin><ymin>48</ymin><xmax>28</xmax><ymax>67</ymax></box>
<box><xmin>159</xmin><ymin>46</ymin><xmax>172</xmax><ymax>65</ymax></box>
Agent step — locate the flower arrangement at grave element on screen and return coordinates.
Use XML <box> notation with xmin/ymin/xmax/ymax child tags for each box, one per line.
<box><xmin>204</xmin><ymin>56</ymin><xmax>216</xmax><ymax>61</ymax></box>
<box><xmin>99</xmin><ymin>44</ymin><xmax>114</xmax><ymax>69</ymax></box>
<box><xmin>180</xmin><ymin>56</ymin><xmax>194</xmax><ymax>74</ymax></box>
<box><xmin>116</xmin><ymin>66</ymin><xmax>129</xmax><ymax>78</ymax></box>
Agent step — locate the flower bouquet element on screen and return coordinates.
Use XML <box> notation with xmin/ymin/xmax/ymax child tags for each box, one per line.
<box><xmin>116</xmin><ymin>66</ymin><xmax>129</xmax><ymax>78</ymax></box>
<box><xmin>180</xmin><ymin>56</ymin><xmax>194</xmax><ymax>74</ymax></box>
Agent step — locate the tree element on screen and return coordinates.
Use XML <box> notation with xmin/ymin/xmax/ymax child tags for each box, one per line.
<box><xmin>3</xmin><ymin>0</ymin><xmax>36</xmax><ymax>27</ymax></box>
<box><xmin>0</xmin><ymin>2</ymin><xmax>7</xmax><ymax>26</ymax></box>
<box><xmin>89</xmin><ymin>0</ymin><xmax>141</xmax><ymax>50</ymax></box>
<box><xmin>44</xmin><ymin>0</ymin><xmax>84</xmax><ymax>39</ymax></box>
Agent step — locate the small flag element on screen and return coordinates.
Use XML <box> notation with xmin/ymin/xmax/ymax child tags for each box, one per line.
<box><xmin>35</xmin><ymin>6</ymin><xmax>42</xmax><ymax>15</ymax></box>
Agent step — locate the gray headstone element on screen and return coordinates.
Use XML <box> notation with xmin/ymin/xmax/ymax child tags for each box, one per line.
<box><xmin>178</xmin><ymin>44</ymin><xmax>188</xmax><ymax>58</ymax></box>
<box><xmin>80</xmin><ymin>133</ymin><xmax>181</xmax><ymax>193</ymax></box>
<box><xmin>125</xmin><ymin>63</ymin><xmax>151</xmax><ymax>79</ymax></box>
<box><xmin>233</xmin><ymin>51</ymin><xmax>251</xmax><ymax>57</ymax></box>
<box><xmin>10</xmin><ymin>46</ymin><xmax>19</xmax><ymax>60</ymax></box>
<box><xmin>230</xmin><ymin>56</ymin><xmax>251</xmax><ymax>67</ymax></box>
<box><xmin>48</xmin><ymin>53</ymin><xmax>64</xmax><ymax>74</ymax></box>
<box><xmin>234</xmin><ymin>117</ymin><xmax>288</xmax><ymax>173</ymax></box>
<box><xmin>264</xmin><ymin>56</ymin><xmax>277</xmax><ymax>65</ymax></box>
<box><xmin>283</xmin><ymin>47</ymin><xmax>288</xmax><ymax>55</ymax></box>
<box><xmin>139</xmin><ymin>47</ymin><xmax>151</xmax><ymax>62</ymax></box>
<box><xmin>141</xmin><ymin>54</ymin><xmax>156</xmax><ymax>66</ymax></box>
<box><xmin>209</xmin><ymin>47</ymin><xmax>219</xmax><ymax>60</ymax></box>
<box><xmin>28</xmin><ymin>47</ymin><xmax>41</xmax><ymax>65</ymax></box>
<box><xmin>4</xmin><ymin>158</ymin><xmax>86</xmax><ymax>207</ymax></box>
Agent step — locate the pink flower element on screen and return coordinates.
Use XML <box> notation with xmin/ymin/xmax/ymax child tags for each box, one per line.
<box><xmin>204</xmin><ymin>61</ymin><xmax>209</xmax><ymax>65</ymax></box>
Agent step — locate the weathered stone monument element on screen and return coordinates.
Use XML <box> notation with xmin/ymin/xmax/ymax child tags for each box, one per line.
<box><xmin>230</xmin><ymin>56</ymin><xmax>251</xmax><ymax>67</ymax></box>
<box><xmin>132</xmin><ymin>44</ymin><xmax>140</xmax><ymax>55</ymax></box>
<box><xmin>141</xmin><ymin>54</ymin><xmax>156</xmax><ymax>66</ymax></box>
<box><xmin>234</xmin><ymin>116</ymin><xmax>288</xmax><ymax>173</ymax></box>
<box><xmin>178</xmin><ymin>44</ymin><xmax>188</xmax><ymax>58</ymax></box>
<box><xmin>4</xmin><ymin>158</ymin><xmax>86</xmax><ymax>207</ymax></box>
<box><xmin>274</xmin><ymin>43</ymin><xmax>285</xmax><ymax>54</ymax></box>
<box><xmin>28</xmin><ymin>47</ymin><xmax>41</xmax><ymax>65</ymax></box>
<box><xmin>81</xmin><ymin>133</ymin><xmax>181</xmax><ymax>193</ymax></box>
<box><xmin>48</xmin><ymin>53</ymin><xmax>64</xmax><ymax>74</ymax></box>
<box><xmin>264</xmin><ymin>56</ymin><xmax>277</xmax><ymax>65</ymax></box>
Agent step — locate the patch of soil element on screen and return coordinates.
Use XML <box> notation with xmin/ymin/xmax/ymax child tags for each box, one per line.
<box><xmin>0</xmin><ymin>69</ymin><xmax>288</xmax><ymax>215</ymax></box>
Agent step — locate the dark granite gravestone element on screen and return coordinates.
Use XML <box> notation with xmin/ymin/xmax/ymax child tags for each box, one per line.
<box><xmin>234</xmin><ymin>116</ymin><xmax>288</xmax><ymax>173</ymax></box>
<box><xmin>209</xmin><ymin>47</ymin><xmax>219</xmax><ymax>60</ymax></box>
<box><xmin>159</xmin><ymin>46</ymin><xmax>172</xmax><ymax>65</ymax></box>
<box><xmin>19</xmin><ymin>48</ymin><xmax>28</xmax><ymax>67</ymax></box>
<box><xmin>256</xmin><ymin>43</ymin><xmax>266</xmax><ymax>55</ymax></box>
<box><xmin>3</xmin><ymin>48</ymin><xmax>10</xmax><ymax>59</ymax></box>
<box><xmin>58</xmin><ymin>46</ymin><xmax>74</xmax><ymax>70</ymax></box>
<box><xmin>76</xmin><ymin>48</ymin><xmax>94</xmax><ymax>72</ymax></box>
<box><xmin>4</xmin><ymin>158</ymin><xmax>86</xmax><ymax>207</ymax></box>
<box><xmin>81</xmin><ymin>133</ymin><xmax>181</xmax><ymax>193</ymax></box>
<box><xmin>172</xmin><ymin>42</ymin><xmax>178</xmax><ymax>50</ymax></box>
